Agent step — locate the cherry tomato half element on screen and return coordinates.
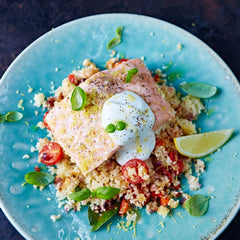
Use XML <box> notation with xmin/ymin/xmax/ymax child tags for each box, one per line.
<box><xmin>118</xmin><ymin>198</ymin><xmax>129</xmax><ymax>216</ymax></box>
<box><xmin>122</xmin><ymin>159</ymin><xmax>149</xmax><ymax>184</ymax></box>
<box><xmin>39</xmin><ymin>142</ymin><xmax>63</xmax><ymax>166</ymax></box>
<box><xmin>43</xmin><ymin>111</ymin><xmax>51</xmax><ymax>131</ymax></box>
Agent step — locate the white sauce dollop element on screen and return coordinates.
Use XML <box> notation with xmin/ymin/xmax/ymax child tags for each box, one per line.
<box><xmin>102</xmin><ymin>91</ymin><xmax>156</xmax><ymax>165</ymax></box>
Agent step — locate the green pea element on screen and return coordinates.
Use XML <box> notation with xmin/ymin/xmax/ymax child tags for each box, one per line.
<box><xmin>105</xmin><ymin>124</ymin><xmax>116</xmax><ymax>133</ymax></box>
<box><xmin>116</xmin><ymin>121</ymin><xmax>126</xmax><ymax>131</ymax></box>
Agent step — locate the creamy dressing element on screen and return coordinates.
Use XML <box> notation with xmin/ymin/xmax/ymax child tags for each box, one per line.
<box><xmin>102</xmin><ymin>91</ymin><xmax>156</xmax><ymax>165</ymax></box>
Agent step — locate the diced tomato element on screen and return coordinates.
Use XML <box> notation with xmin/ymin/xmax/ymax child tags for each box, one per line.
<box><xmin>159</xmin><ymin>196</ymin><xmax>170</xmax><ymax>206</ymax></box>
<box><xmin>46</xmin><ymin>97</ymin><xmax>55</xmax><ymax>108</ymax></box>
<box><xmin>175</xmin><ymin>160</ymin><xmax>183</xmax><ymax>175</ymax></box>
<box><xmin>118</xmin><ymin>198</ymin><xmax>129</xmax><ymax>215</ymax></box>
<box><xmin>169</xmin><ymin>151</ymin><xmax>183</xmax><ymax>176</ymax></box>
<box><xmin>68</xmin><ymin>74</ymin><xmax>78</xmax><ymax>85</ymax></box>
<box><xmin>43</xmin><ymin>111</ymin><xmax>51</xmax><ymax>131</ymax></box>
<box><xmin>169</xmin><ymin>151</ymin><xmax>175</xmax><ymax>162</ymax></box>
<box><xmin>150</xmin><ymin>191</ymin><xmax>170</xmax><ymax>206</ymax></box>
<box><xmin>68</xmin><ymin>73</ymin><xmax>86</xmax><ymax>86</ymax></box>
<box><xmin>153</xmin><ymin>75</ymin><xmax>160</xmax><ymax>83</ymax></box>
<box><xmin>155</xmin><ymin>138</ymin><xmax>165</xmax><ymax>147</ymax></box>
<box><xmin>113</xmin><ymin>58</ymin><xmax>129</xmax><ymax>68</ymax></box>
<box><xmin>150</xmin><ymin>191</ymin><xmax>162</xmax><ymax>199</ymax></box>
<box><xmin>39</xmin><ymin>142</ymin><xmax>63</xmax><ymax>166</ymax></box>
<box><xmin>122</xmin><ymin>159</ymin><xmax>149</xmax><ymax>184</ymax></box>
<box><xmin>34</xmin><ymin>166</ymin><xmax>41</xmax><ymax>172</ymax></box>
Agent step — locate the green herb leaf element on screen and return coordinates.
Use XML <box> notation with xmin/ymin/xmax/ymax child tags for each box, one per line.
<box><xmin>88</xmin><ymin>203</ymin><xmax>120</xmax><ymax>231</ymax></box>
<box><xmin>5</xmin><ymin>111</ymin><xmax>23</xmax><ymax>122</ymax></box>
<box><xmin>126</xmin><ymin>68</ymin><xmax>138</xmax><ymax>83</ymax></box>
<box><xmin>107</xmin><ymin>37</ymin><xmax>121</xmax><ymax>50</ymax></box>
<box><xmin>116</xmin><ymin>121</ymin><xmax>126</xmax><ymax>131</ymax></box>
<box><xmin>30</xmin><ymin>125</ymin><xmax>40</xmax><ymax>132</ymax></box>
<box><xmin>93</xmin><ymin>186</ymin><xmax>120</xmax><ymax>200</ymax></box>
<box><xmin>105</xmin><ymin>124</ymin><xmax>116</xmax><ymax>133</ymax></box>
<box><xmin>167</xmin><ymin>71</ymin><xmax>182</xmax><ymax>81</ymax></box>
<box><xmin>71</xmin><ymin>86</ymin><xmax>86</xmax><ymax>111</ymax></box>
<box><xmin>25</xmin><ymin>171</ymin><xmax>54</xmax><ymax>186</ymax></box>
<box><xmin>107</xmin><ymin>26</ymin><xmax>124</xmax><ymax>50</ymax></box>
<box><xmin>115</xmin><ymin>26</ymin><xmax>124</xmax><ymax>38</ymax></box>
<box><xmin>69</xmin><ymin>188</ymin><xmax>92</xmax><ymax>201</ymax></box>
<box><xmin>184</xmin><ymin>194</ymin><xmax>210</xmax><ymax>216</ymax></box>
<box><xmin>119</xmin><ymin>52</ymin><xmax>125</xmax><ymax>59</ymax></box>
<box><xmin>180</xmin><ymin>82</ymin><xmax>217</xmax><ymax>98</ymax></box>
<box><xmin>0</xmin><ymin>114</ymin><xmax>5</xmax><ymax>123</ymax></box>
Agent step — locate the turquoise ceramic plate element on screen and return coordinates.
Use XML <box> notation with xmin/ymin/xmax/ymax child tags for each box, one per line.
<box><xmin>0</xmin><ymin>14</ymin><xmax>240</xmax><ymax>240</ymax></box>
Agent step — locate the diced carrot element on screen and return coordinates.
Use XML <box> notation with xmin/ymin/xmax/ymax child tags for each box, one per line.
<box><xmin>160</xmin><ymin>196</ymin><xmax>170</xmax><ymax>206</ymax></box>
<box><xmin>118</xmin><ymin>198</ymin><xmax>129</xmax><ymax>215</ymax></box>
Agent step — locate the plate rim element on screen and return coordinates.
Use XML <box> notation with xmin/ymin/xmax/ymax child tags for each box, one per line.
<box><xmin>0</xmin><ymin>13</ymin><xmax>240</xmax><ymax>240</ymax></box>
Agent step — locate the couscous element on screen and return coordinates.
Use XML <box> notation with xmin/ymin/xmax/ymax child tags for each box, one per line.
<box><xmin>30</xmin><ymin>57</ymin><xmax>207</xmax><ymax>229</ymax></box>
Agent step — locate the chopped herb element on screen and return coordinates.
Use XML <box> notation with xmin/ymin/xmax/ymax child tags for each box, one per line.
<box><xmin>105</xmin><ymin>124</ymin><xmax>116</xmax><ymax>133</ymax></box>
<box><xmin>126</xmin><ymin>68</ymin><xmax>138</xmax><ymax>83</ymax></box>
<box><xmin>70</xmin><ymin>86</ymin><xmax>86</xmax><ymax>111</ymax></box>
<box><xmin>205</xmin><ymin>156</ymin><xmax>213</xmax><ymax>162</ymax></box>
<box><xmin>206</xmin><ymin>108</ymin><xmax>215</xmax><ymax>117</ymax></box>
<box><xmin>30</xmin><ymin>125</ymin><xmax>40</xmax><ymax>132</ymax></box>
<box><xmin>118</xmin><ymin>52</ymin><xmax>125</xmax><ymax>59</ymax></box>
<box><xmin>25</xmin><ymin>171</ymin><xmax>54</xmax><ymax>186</ymax></box>
<box><xmin>4</xmin><ymin>111</ymin><xmax>23</xmax><ymax>122</ymax></box>
<box><xmin>180</xmin><ymin>82</ymin><xmax>217</xmax><ymax>98</ymax></box>
<box><xmin>69</xmin><ymin>188</ymin><xmax>92</xmax><ymax>201</ymax></box>
<box><xmin>167</xmin><ymin>71</ymin><xmax>182</xmax><ymax>81</ymax></box>
<box><xmin>88</xmin><ymin>202</ymin><xmax>120</xmax><ymax>231</ymax></box>
<box><xmin>184</xmin><ymin>194</ymin><xmax>210</xmax><ymax>216</ymax></box>
<box><xmin>162</xmin><ymin>62</ymin><xmax>173</xmax><ymax>71</ymax></box>
<box><xmin>116</xmin><ymin>121</ymin><xmax>126</xmax><ymax>131</ymax></box>
<box><xmin>107</xmin><ymin>26</ymin><xmax>124</xmax><ymax>50</ymax></box>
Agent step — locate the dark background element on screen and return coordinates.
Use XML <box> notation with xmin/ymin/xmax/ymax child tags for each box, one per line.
<box><xmin>0</xmin><ymin>0</ymin><xmax>239</xmax><ymax>239</ymax></box>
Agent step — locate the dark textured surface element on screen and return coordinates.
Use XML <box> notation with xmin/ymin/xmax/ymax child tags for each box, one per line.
<box><xmin>0</xmin><ymin>0</ymin><xmax>239</xmax><ymax>239</ymax></box>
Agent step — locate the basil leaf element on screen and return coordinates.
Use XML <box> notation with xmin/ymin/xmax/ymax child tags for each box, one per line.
<box><xmin>5</xmin><ymin>111</ymin><xmax>23</xmax><ymax>122</ymax></box>
<box><xmin>25</xmin><ymin>171</ymin><xmax>54</xmax><ymax>186</ymax></box>
<box><xmin>0</xmin><ymin>114</ymin><xmax>5</xmax><ymax>123</ymax></box>
<box><xmin>180</xmin><ymin>82</ymin><xmax>217</xmax><ymax>98</ymax></box>
<box><xmin>69</xmin><ymin>188</ymin><xmax>92</xmax><ymax>201</ymax></box>
<box><xmin>115</xmin><ymin>26</ymin><xmax>124</xmax><ymax>39</ymax></box>
<box><xmin>107</xmin><ymin>37</ymin><xmax>121</xmax><ymax>50</ymax></box>
<box><xmin>126</xmin><ymin>68</ymin><xmax>138</xmax><ymax>83</ymax></box>
<box><xmin>88</xmin><ymin>203</ymin><xmax>120</xmax><ymax>231</ymax></box>
<box><xmin>71</xmin><ymin>86</ymin><xmax>86</xmax><ymax>111</ymax></box>
<box><xmin>184</xmin><ymin>194</ymin><xmax>210</xmax><ymax>216</ymax></box>
<box><xmin>93</xmin><ymin>186</ymin><xmax>120</xmax><ymax>200</ymax></box>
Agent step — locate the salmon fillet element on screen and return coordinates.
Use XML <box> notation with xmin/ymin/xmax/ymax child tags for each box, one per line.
<box><xmin>45</xmin><ymin>58</ymin><xmax>175</xmax><ymax>175</ymax></box>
